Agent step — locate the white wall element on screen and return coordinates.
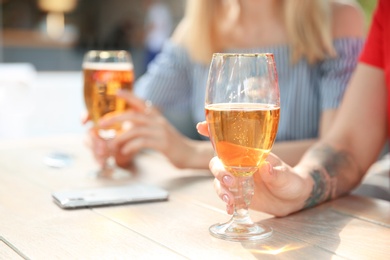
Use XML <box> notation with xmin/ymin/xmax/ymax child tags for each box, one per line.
<box><xmin>0</xmin><ymin>68</ymin><xmax>86</xmax><ymax>139</ymax></box>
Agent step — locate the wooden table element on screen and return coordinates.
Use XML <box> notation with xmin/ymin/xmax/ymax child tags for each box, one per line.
<box><xmin>0</xmin><ymin>134</ymin><xmax>389</xmax><ymax>259</ymax></box>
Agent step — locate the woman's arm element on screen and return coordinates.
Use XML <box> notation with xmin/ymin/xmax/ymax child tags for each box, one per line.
<box><xmin>97</xmin><ymin>91</ymin><xmax>214</xmax><ymax>170</ymax></box>
<box><xmin>293</xmin><ymin>64</ymin><xmax>388</xmax><ymax>209</ymax></box>
<box><xmin>272</xmin><ymin>109</ymin><xmax>337</xmax><ymax>166</ymax></box>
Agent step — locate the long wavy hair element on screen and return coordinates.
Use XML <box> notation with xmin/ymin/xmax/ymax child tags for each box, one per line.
<box><xmin>180</xmin><ymin>0</ymin><xmax>336</xmax><ymax>64</ymax></box>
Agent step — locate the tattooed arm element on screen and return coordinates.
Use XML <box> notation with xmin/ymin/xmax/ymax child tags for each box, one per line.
<box><xmin>267</xmin><ymin>63</ymin><xmax>387</xmax><ymax>214</ymax></box>
<box><xmin>298</xmin><ymin>64</ymin><xmax>387</xmax><ymax>210</ymax></box>
<box><xmin>298</xmin><ymin>144</ymin><xmax>362</xmax><ymax>209</ymax></box>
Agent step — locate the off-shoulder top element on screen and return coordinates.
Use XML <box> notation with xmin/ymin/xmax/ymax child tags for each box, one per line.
<box><xmin>135</xmin><ymin>38</ymin><xmax>364</xmax><ymax>141</ymax></box>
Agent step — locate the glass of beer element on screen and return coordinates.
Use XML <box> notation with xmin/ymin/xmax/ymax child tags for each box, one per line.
<box><xmin>83</xmin><ymin>50</ymin><xmax>134</xmax><ymax>177</ymax></box>
<box><xmin>205</xmin><ymin>53</ymin><xmax>280</xmax><ymax>241</ymax></box>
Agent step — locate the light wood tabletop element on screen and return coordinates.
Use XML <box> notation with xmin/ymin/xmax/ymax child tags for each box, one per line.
<box><xmin>0</xmin><ymin>134</ymin><xmax>389</xmax><ymax>259</ymax></box>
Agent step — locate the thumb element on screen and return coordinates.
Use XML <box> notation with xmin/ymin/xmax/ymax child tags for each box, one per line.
<box><xmin>81</xmin><ymin>111</ymin><xmax>90</xmax><ymax>125</ymax></box>
<box><xmin>257</xmin><ymin>154</ymin><xmax>307</xmax><ymax>206</ymax></box>
<box><xmin>196</xmin><ymin>121</ymin><xmax>209</xmax><ymax>137</ymax></box>
<box><xmin>257</xmin><ymin>155</ymin><xmax>291</xmax><ymax>189</ymax></box>
<box><xmin>116</xmin><ymin>90</ymin><xmax>146</xmax><ymax>112</ymax></box>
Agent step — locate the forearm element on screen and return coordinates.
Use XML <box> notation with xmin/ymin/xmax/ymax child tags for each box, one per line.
<box><xmin>295</xmin><ymin>142</ymin><xmax>364</xmax><ymax>209</ymax></box>
<box><xmin>171</xmin><ymin>139</ymin><xmax>215</xmax><ymax>170</ymax></box>
<box><xmin>271</xmin><ymin>139</ymin><xmax>317</xmax><ymax>167</ymax></box>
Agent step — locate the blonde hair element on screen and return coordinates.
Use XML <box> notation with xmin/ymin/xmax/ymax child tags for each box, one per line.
<box><xmin>284</xmin><ymin>0</ymin><xmax>336</xmax><ymax>64</ymax></box>
<box><xmin>180</xmin><ymin>0</ymin><xmax>336</xmax><ymax>65</ymax></box>
<box><xmin>179</xmin><ymin>0</ymin><xmax>217</xmax><ymax>64</ymax></box>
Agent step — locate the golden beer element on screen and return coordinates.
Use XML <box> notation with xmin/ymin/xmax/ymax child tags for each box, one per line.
<box><xmin>206</xmin><ymin>103</ymin><xmax>280</xmax><ymax>176</ymax></box>
<box><xmin>83</xmin><ymin>61</ymin><xmax>134</xmax><ymax>138</ymax></box>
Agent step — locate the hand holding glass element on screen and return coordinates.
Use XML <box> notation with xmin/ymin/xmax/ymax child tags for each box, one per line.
<box><xmin>205</xmin><ymin>53</ymin><xmax>280</xmax><ymax>241</ymax></box>
<box><xmin>83</xmin><ymin>50</ymin><xmax>134</xmax><ymax>177</ymax></box>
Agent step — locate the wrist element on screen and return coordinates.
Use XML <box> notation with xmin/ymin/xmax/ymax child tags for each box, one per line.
<box><xmin>298</xmin><ymin>165</ymin><xmax>336</xmax><ymax>209</ymax></box>
<box><xmin>171</xmin><ymin>140</ymin><xmax>213</xmax><ymax>169</ymax></box>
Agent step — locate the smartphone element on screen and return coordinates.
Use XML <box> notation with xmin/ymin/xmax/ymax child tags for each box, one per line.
<box><xmin>52</xmin><ymin>183</ymin><xmax>169</xmax><ymax>209</ymax></box>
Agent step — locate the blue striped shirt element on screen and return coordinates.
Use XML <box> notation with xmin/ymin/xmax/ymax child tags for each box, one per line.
<box><xmin>135</xmin><ymin>38</ymin><xmax>364</xmax><ymax>141</ymax></box>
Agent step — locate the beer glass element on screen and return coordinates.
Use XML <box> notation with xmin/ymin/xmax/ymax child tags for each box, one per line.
<box><xmin>205</xmin><ymin>53</ymin><xmax>280</xmax><ymax>241</ymax></box>
<box><xmin>83</xmin><ymin>50</ymin><xmax>134</xmax><ymax>177</ymax></box>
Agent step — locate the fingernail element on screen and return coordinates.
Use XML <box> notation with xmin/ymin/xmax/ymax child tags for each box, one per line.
<box><xmin>223</xmin><ymin>175</ymin><xmax>233</xmax><ymax>186</ymax></box>
<box><xmin>260</xmin><ymin>162</ymin><xmax>272</xmax><ymax>175</ymax></box>
<box><xmin>222</xmin><ymin>194</ymin><xmax>229</xmax><ymax>204</ymax></box>
<box><xmin>227</xmin><ymin>205</ymin><xmax>233</xmax><ymax>215</ymax></box>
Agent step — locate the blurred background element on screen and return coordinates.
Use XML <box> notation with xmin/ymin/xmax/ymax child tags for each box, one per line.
<box><xmin>0</xmin><ymin>0</ymin><xmax>378</xmax><ymax>139</ymax></box>
<box><xmin>0</xmin><ymin>0</ymin><xmax>184</xmax><ymax>139</ymax></box>
<box><xmin>0</xmin><ymin>0</ymin><xmax>377</xmax><ymax>73</ymax></box>
<box><xmin>0</xmin><ymin>0</ymin><xmax>185</xmax><ymax>76</ymax></box>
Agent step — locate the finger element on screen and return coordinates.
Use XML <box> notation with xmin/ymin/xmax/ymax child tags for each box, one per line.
<box><xmin>196</xmin><ymin>121</ymin><xmax>209</xmax><ymax>137</ymax></box>
<box><xmin>90</xmin><ymin>141</ymin><xmax>109</xmax><ymax>168</ymax></box>
<box><xmin>81</xmin><ymin>111</ymin><xmax>90</xmax><ymax>125</ymax></box>
<box><xmin>116</xmin><ymin>125</ymin><xmax>166</xmax><ymax>155</ymax></box>
<box><xmin>257</xmin><ymin>156</ymin><xmax>305</xmax><ymax>205</ymax></box>
<box><xmin>116</xmin><ymin>90</ymin><xmax>150</xmax><ymax>112</ymax></box>
<box><xmin>83</xmin><ymin>129</ymin><xmax>93</xmax><ymax>149</ymax></box>
<box><xmin>113</xmin><ymin>122</ymin><xmax>159</xmax><ymax>147</ymax></box>
<box><xmin>213</xmin><ymin>178</ymin><xmax>234</xmax><ymax>215</ymax></box>
<box><xmin>84</xmin><ymin>127</ymin><xmax>99</xmax><ymax>149</ymax></box>
<box><xmin>89</xmin><ymin>128</ymin><xmax>110</xmax><ymax>164</ymax></box>
<box><xmin>98</xmin><ymin>110</ymin><xmax>135</xmax><ymax>127</ymax></box>
<box><xmin>119</xmin><ymin>138</ymin><xmax>153</xmax><ymax>156</ymax></box>
<box><xmin>209</xmin><ymin>157</ymin><xmax>235</xmax><ymax>187</ymax></box>
<box><xmin>226</xmin><ymin>204</ymin><xmax>234</xmax><ymax>215</ymax></box>
<box><xmin>258</xmin><ymin>157</ymin><xmax>290</xmax><ymax>189</ymax></box>
<box><xmin>99</xmin><ymin>109</ymin><xmax>156</xmax><ymax>128</ymax></box>
<box><xmin>113</xmin><ymin>147</ymin><xmax>135</xmax><ymax>168</ymax></box>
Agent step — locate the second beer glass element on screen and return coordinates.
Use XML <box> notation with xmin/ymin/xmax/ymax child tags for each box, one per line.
<box><xmin>83</xmin><ymin>50</ymin><xmax>134</xmax><ymax>177</ymax></box>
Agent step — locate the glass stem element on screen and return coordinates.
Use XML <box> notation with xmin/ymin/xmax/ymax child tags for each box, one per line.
<box><xmin>230</xmin><ymin>176</ymin><xmax>255</xmax><ymax>225</ymax></box>
<box><xmin>98</xmin><ymin>139</ymin><xmax>115</xmax><ymax>177</ymax></box>
<box><xmin>209</xmin><ymin>174</ymin><xmax>273</xmax><ymax>240</ymax></box>
<box><xmin>103</xmin><ymin>156</ymin><xmax>115</xmax><ymax>171</ymax></box>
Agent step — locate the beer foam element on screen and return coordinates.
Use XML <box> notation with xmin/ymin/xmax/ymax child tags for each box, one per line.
<box><xmin>82</xmin><ymin>62</ymin><xmax>133</xmax><ymax>71</ymax></box>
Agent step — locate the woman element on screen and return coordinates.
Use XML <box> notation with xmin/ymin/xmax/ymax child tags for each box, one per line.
<box><xmin>87</xmin><ymin>0</ymin><xmax>365</xmax><ymax>170</ymax></box>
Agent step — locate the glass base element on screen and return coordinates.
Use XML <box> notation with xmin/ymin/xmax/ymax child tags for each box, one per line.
<box><xmin>209</xmin><ymin>220</ymin><xmax>272</xmax><ymax>242</ymax></box>
<box><xmin>95</xmin><ymin>167</ymin><xmax>115</xmax><ymax>178</ymax></box>
<box><xmin>87</xmin><ymin>165</ymin><xmax>132</xmax><ymax>180</ymax></box>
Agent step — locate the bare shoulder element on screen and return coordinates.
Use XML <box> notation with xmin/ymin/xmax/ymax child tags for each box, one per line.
<box><xmin>171</xmin><ymin>19</ymin><xmax>188</xmax><ymax>45</ymax></box>
<box><xmin>331</xmin><ymin>0</ymin><xmax>366</xmax><ymax>38</ymax></box>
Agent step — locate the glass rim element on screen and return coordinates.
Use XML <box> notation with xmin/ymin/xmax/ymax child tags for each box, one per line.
<box><xmin>86</xmin><ymin>50</ymin><xmax>130</xmax><ymax>54</ymax></box>
<box><xmin>84</xmin><ymin>50</ymin><xmax>132</xmax><ymax>59</ymax></box>
<box><xmin>212</xmin><ymin>53</ymin><xmax>274</xmax><ymax>58</ymax></box>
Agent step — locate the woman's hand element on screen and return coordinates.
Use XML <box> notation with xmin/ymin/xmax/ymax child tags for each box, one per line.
<box><xmin>96</xmin><ymin>90</ymin><xmax>206</xmax><ymax>169</ymax></box>
<box><xmin>83</xmin><ymin>112</ymin><xmax>133</xmax><ymax>168</ymax></box>
<box><xmin>209</xmin><ymin>155</ymin><xmax>311</xmax><ymax>217</ymax></box>
<box><xmin>197</xmin><ymin>121</ymin><xmax>311</xmax><ymax>217</ymax></box>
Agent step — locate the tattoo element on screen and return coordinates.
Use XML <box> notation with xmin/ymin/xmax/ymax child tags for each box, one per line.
<box><xmin>310</xmin><ymin>146</ymin><xmax>350</xmax><ymax>178</ymax></box>
<box><xmin>304</xmin><ymin>168</ymin><xmax>337</xmax><ymax>208</ymax></box>
<box><xmin>303</xmin><ymin>144</ymin><xmax>360</xmax><ymax>209</ymax></box>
